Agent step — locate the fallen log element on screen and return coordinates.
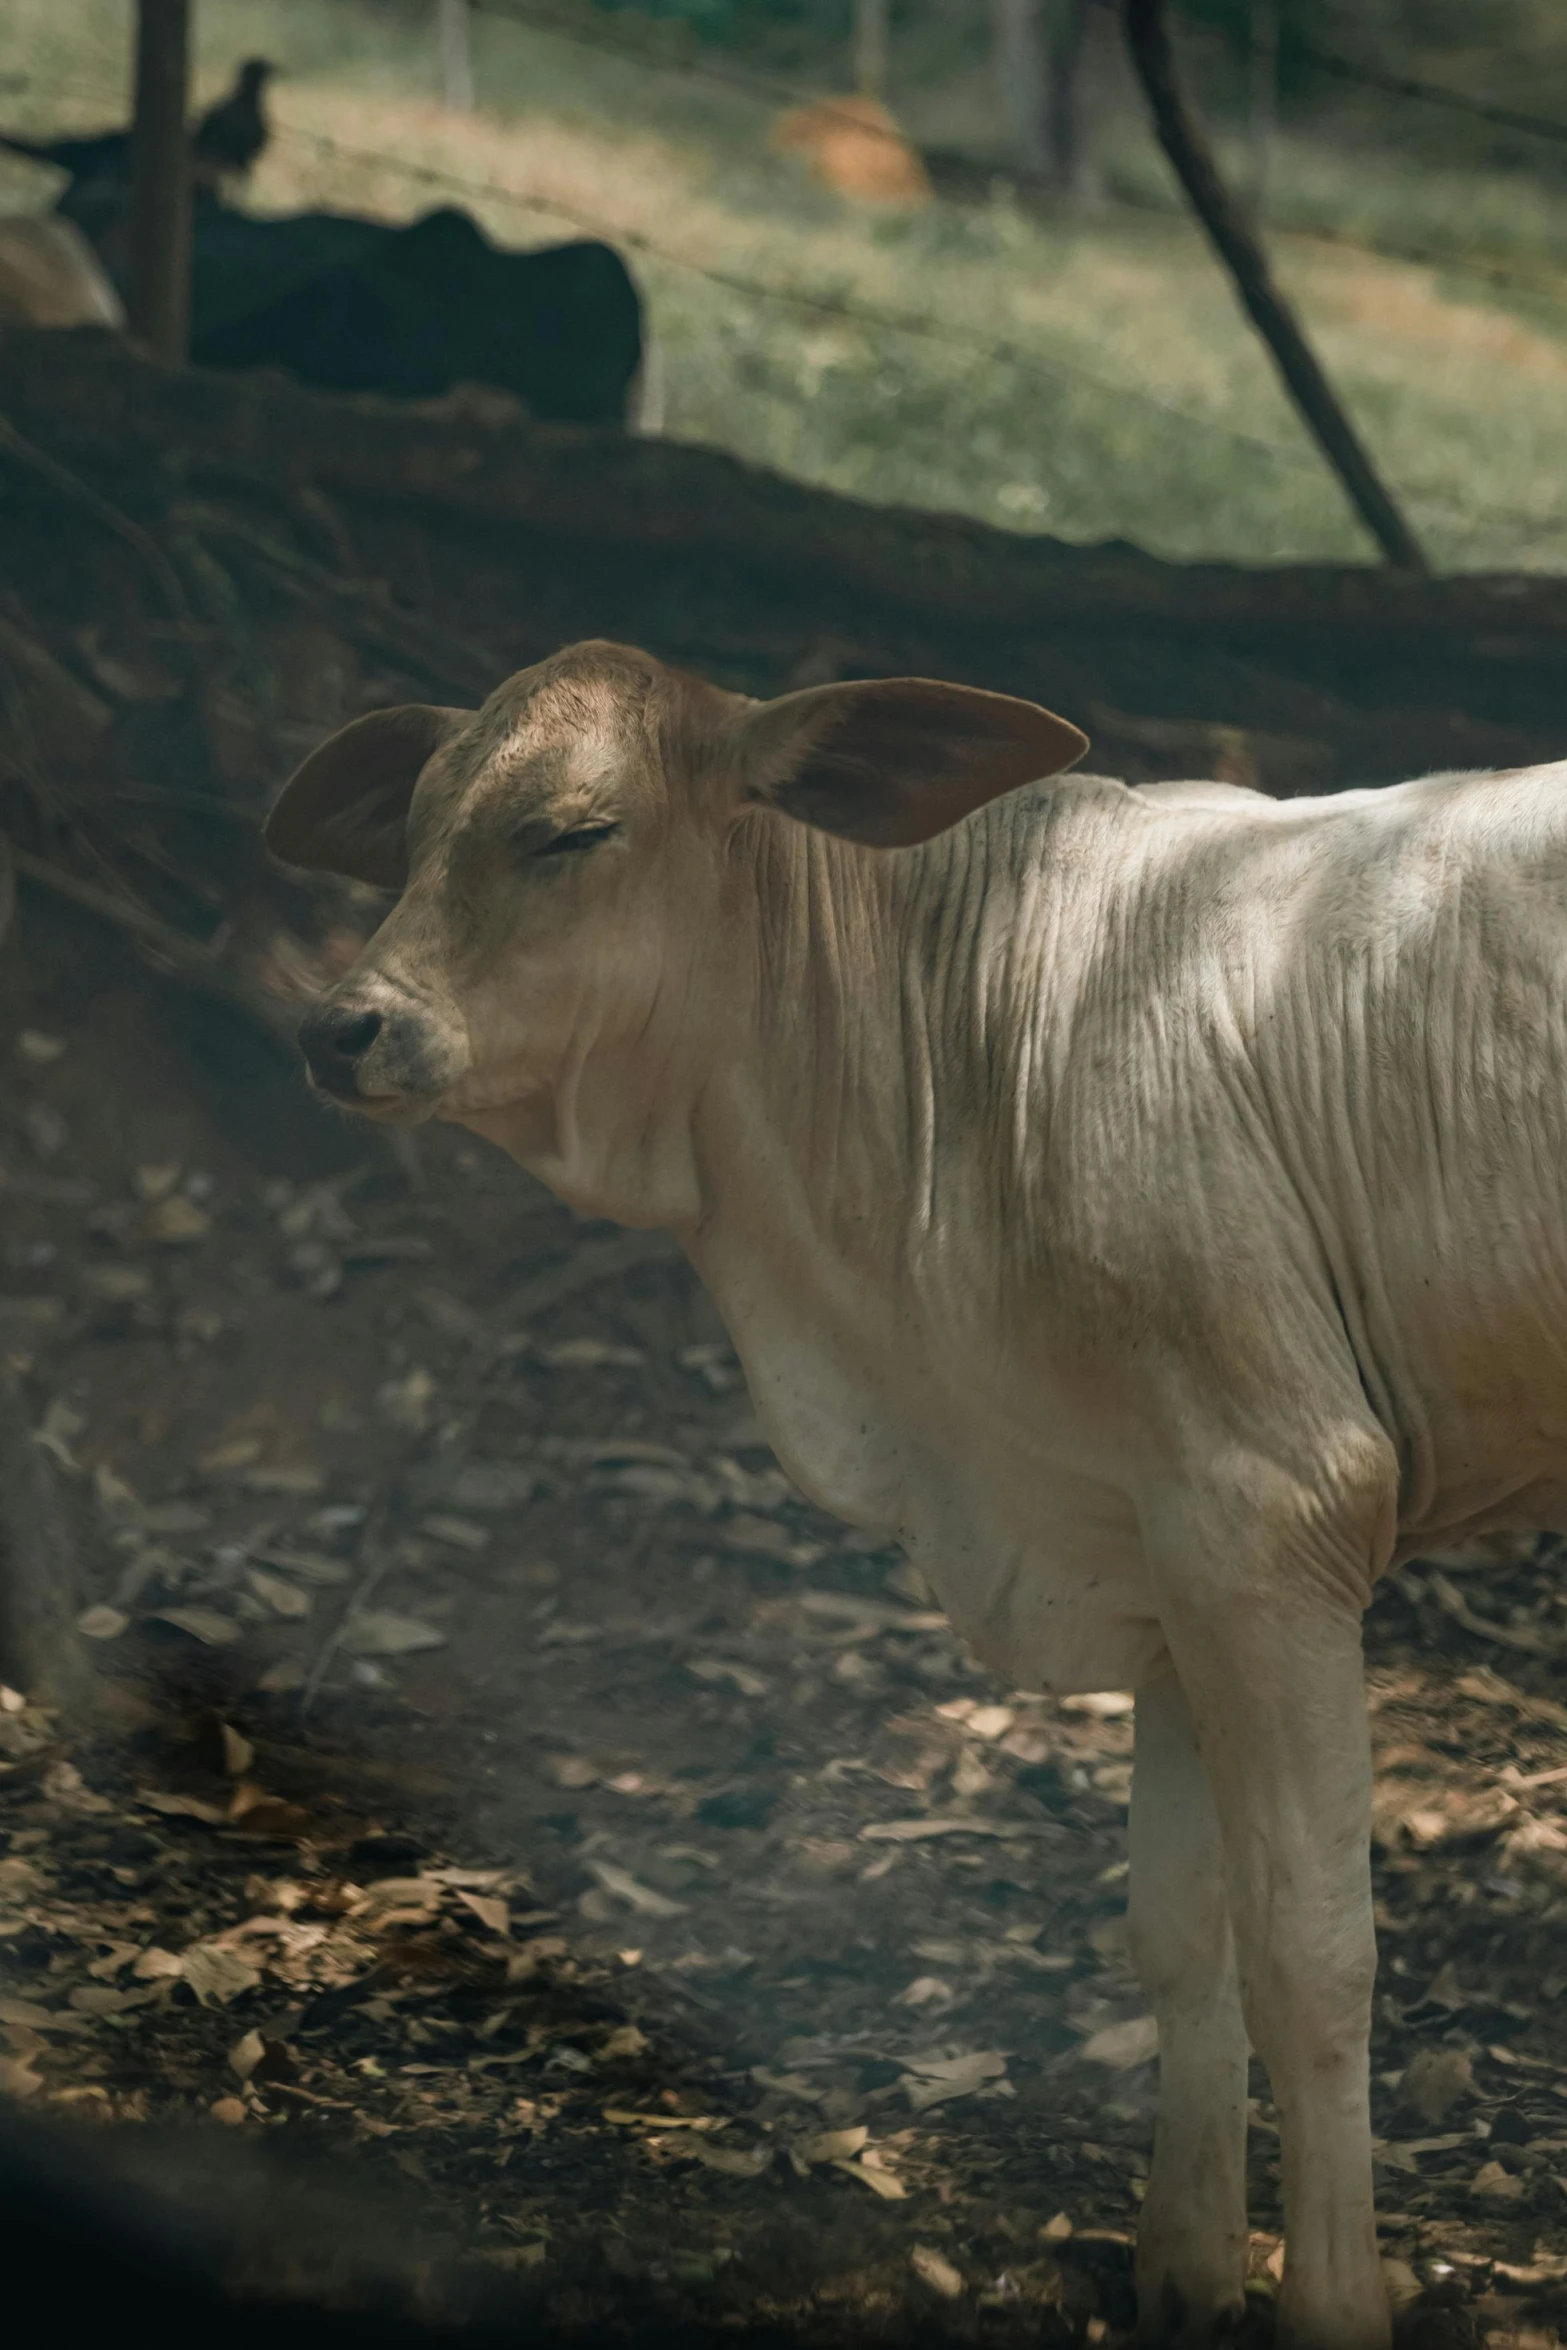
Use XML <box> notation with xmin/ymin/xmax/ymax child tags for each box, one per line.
<box><xmin>2</xmin><ymin>324</ymin><xmax>1567</xmax><ymax>658</ymax></box>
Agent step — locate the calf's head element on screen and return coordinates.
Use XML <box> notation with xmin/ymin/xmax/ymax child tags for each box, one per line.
<box><xmin>266</xmin><ymin>640</ymin><xmax>1085</xmax><ymax>1151</ymax></box>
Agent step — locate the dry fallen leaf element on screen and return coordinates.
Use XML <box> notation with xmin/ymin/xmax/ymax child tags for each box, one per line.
<box><xmin>150</xmin><ymin>1607</ymin><xmax>241</xmax><ymax>1647</ymax></box>
<box><xmin>181</xmin><ymin>1942</ymin><xmax>262</xmax><ymax>2007</ymax></box>
<box><xmin>603</xmin><ymin>2109</ymin><xmax>715</xmax><ymax>2131</ymax></box>
<box><xmin>227</xmin><ymin>1782</ymin><xmax>314</xmax><ymax>1837</ymax></box>
<box><xmin>376</xmin><ymin>1367</ymin><xmax>434</xmax><ymax>1433</ymax></box>
<box><xmin>138</xmin><ymin>1787</ymin><xmax>228</xmax><ymax>1825</ymax></box>
<box><xmin>1401</xmin><ymin>2046</ymin><xmax>1475</xmax><ymax>2125</ymax></box>
<box><xmin>1080</xmin><ymin>2016</ymin><xmax>1159</xmax><ymax>2070</ymax></box>
<box><xmin>43</xmin><ymin>1762</ymin><xmax>113</xmax><ymax>1814</ymax></box>
<box><xmin>246</xmin><ymin>1568</ymin><xmax>311</xmax><ymax>1620</ymax></box>
<box><xmin>76</xmin><ymin>1604</ymin><xmax>129</xmax><ymax>1641</ymax></box>
<box><xmin>537</xmin><ymin>1338</ymin><xmax>646</xmax><ymax>1370</ymax></box>
<box><xmin>0</xmin><ymin>2053</ymin><xmax>42</xmax><ymax>2098</ymax></box>
<box><xmin>598</xmin><ymin>2024</ymin><xmax>649</xmax><ymax>2060</ymax></box>
<box><xmin>692</xmin><ymin>2141</ymin><xmax>770</xmax><ymax>2178</ymax></box>
<box><xmin>911</xmin><ymin>2245</ymin><xmax>964</xmax><ymax>2300</ymax></box>
<box><xmin>143</xmin><ymin>1195</ymin><xmax>211</xmax><ymax>1246</ymax></box>
<box><xmin>688</xmin><ymin>1657</ymin><xmax>771</xmax><ymax>1698</ymax></box>
<box><xmin>586</xmin><ymin>1860</ymin><xmax>687</xmax><ymax>1919</ymax></box>
<box><xmin>1041</xmin><ymin>2212</ymin><xmax>1073</xmax><ymax>2242</ymax></box>
<box><xmin>837</xmin><ymin>2154</ymin><xmax>907</xmax><ymax>2200</ymax></box>
<box><xmin>68</xmin><ymin>1985</ymin><xmax>134</xmax><ymax>2017</ymax></box>
<box><xmin>220</xmin><ymin>1723</ymin><xmax>256</xmax><ymax>1777</ymax></box>
<box><xmin>455</xmin><ymin>1890</ymin><xmax>510</xmax><ymax>1936</ymax></box>
<box><xmin>0</xmin><ymin>1996</ymin><xmax>63</xmax><ymax>2030</ymax></box>
<box><xmin>86</xmin><ymin>1943</ymin><xmax>142</xmax><ymax>1981</ymax></box>
<box><xmin>799</xmin><ymin>2125</ymin><xmax>868</xmax><ymax>2165</ymax></box>
<box><xmin>1471</xmin><ymin>2159</ymin><xmax>1526</xmax><ymax>2205</ymax></box>
<box><xmin>229</xmin><ymin>2029</ymin><xmax>266</xmax><ymax>2080</ymax></box>
<box><xmin>210</xmin><ymin>2095</ymin><xmax>248</xmax><ymax>2127</ymax></box>
<box><xmin>1382</xmin><ymin>2259</ymin><xmax>1423</xmax><ymax>2309</ymax></box>
<box><xmin>420</xmin><ymin>1514</ymin><xmax>491</xmax><ymax>1553</ymax></box>
<box><xmin>900</xmin><ymin>2049</ymin><xmax>1008</xmax><ymax>2111</ymax></box>
<box><xmin>860</xmin><ymin>1817</ymin><xmax>1011</xmax><ymax>1844</ymax></box>
<box><xmin>897</xmin><ymin>1976</ymin><xmax>953</xmax><ymax>2009</ymax></box>
<box><xmin>966</xmin><ymin>1705</ymin><xmax>1015</xmax><ymax>1740</ymax></box>
<box><xmin>132</xmin><ymin>1947</ymin><xmax>185</xmax><ymax>1981</ymax></box>
<box><xmin>251</xmin><ymin>1547</ymin><xmax>351</xmax><ymax>1588</ymax></box>
<box><xmin>1424</xmin><ymin>1963</ymin><xmax>1465</xmax><ymax>2011</ymax></box>
<box><xmin>340</xmin><ymin>1610</ymin><xmax>447</xmax><ymax>1658</ymax></box>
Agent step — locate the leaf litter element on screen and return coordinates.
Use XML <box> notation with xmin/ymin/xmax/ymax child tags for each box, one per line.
<box><xmin>0</xmin><ymin>962</ymin><xmax>1564</xmax><ymax>2344</ymax></box>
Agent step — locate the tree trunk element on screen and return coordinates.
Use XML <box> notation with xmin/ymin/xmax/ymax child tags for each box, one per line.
<box><xmin>1046</xmin><ymin>0</ymin><xmax>1095</xmax><ymax>198</ymax></box>
<box><xmin>853</xmin><ymin>0</ymin><xmax>889</xmax><ymax>100</ymax></box>
<box><xmin>438</xmin><ymin>0</ymin><xmax>474</xmax><ymax>113</ymax></box>
<box><xmin>128</xmin><ymin>0</ymin><xmax>191</xmax><ymax>365</ymax></box>
<box><xmin>1120</xmin><ymin>0</ymin><xmax>1426</xmax><ymax>573</ymax></box>
<box><xmin>993</xmin><ymin>0</ymin><xmax>1049</xmax><ymax>174</ymax></box>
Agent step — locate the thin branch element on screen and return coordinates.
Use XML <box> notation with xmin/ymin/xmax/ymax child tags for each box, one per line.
<box><xmin>1120</xmin><ymin>0</ymin><xmax>1427</xmax><ymax>573</ymax></box>
<box><xmin>0</xmin><ymin>409</ymin><xmax>191</xmax><ymax>617</ymax></box>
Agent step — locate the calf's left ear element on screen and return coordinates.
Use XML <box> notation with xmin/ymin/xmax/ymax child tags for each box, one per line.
<box><xmin>264</xmin><ymin>703</ymin><xmax>470</xmax><ymax>890</ymax></box>
<box><xmin>739</xmin><ymin>676</ymin><xmax>1088</xmax><ymax>848</ymax></box>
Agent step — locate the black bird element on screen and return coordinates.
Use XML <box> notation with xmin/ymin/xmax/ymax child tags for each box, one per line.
<box><xmin>0</xmin><ymin>57</ymin><xmax>277</xmax><ymax>193</ymax></box>
<box><xmin>191</xmin><ymin>58</ymin><xmax>276</xmax><ymax>187</ymax></box>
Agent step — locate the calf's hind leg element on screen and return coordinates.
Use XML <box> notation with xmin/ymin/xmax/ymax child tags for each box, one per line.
<box><xmin>1147</xmin><ymin>1461</ymin><xmax>1391</xmax><ymax>2350</ymax></box>
<box><xmin>1127</xmin><ymin>1665</ymin><xmax>1249</xmax><ymax>2342</ymax></box>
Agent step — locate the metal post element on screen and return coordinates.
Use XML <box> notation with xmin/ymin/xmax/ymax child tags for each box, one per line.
<box><xmin>1247</xmin><ymin>0</ymin><xmax>1279</xmax><ymax>220</ymax></box>
<box><xmin>853</xmin><ymin>0</ymin><xmax>889</xmax><ymax>100</ymax></box>
<box><xmin>128</xmin><ymin>0</ymin><xmax>192</xmax><ymax>364</ymax></box>
<box><xmin>1046</xmin><ymin>0</ymin><xmax>1094</xmax><ymax>199</ymax></box>
<box><xmin>994</xmin><ymin>0</ymin><xmax>1048</xmax><ymax>173</ymax></box>
<box><xmin>439</xmin><ymin>0</ymin><xmax>474</xmax><ymax>113</ymax></box>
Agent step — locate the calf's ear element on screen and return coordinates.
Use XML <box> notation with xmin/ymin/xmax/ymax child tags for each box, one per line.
<box><xmin>264</xmin><ymin>704</ymin><xmax>469</xmax><ymax>889</ymax></box>
<box><xmin>739</xmin><ymin>677</ymin><xmax>1088</xmax><ymax>848</ymax></box>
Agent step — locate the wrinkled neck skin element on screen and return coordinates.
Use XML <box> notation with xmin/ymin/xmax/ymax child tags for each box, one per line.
<box><xmin>454</xmin><ymin>788</ymin><xmax>1095</xmax><ymax>1346</ymax></box>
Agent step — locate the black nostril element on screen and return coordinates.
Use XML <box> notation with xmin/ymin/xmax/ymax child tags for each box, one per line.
<box><xmin>299</xmin><ymin>1001</ymin><xmax>387</xmax><ymax>1098</ymax></box>
<box><xmin>330</xmin><ymin>1009</ymin><xmax>382</xmax><ymax>1060</ymax></box>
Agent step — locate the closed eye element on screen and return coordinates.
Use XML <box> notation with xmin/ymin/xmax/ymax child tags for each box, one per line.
<box><xmin>537</xmin><ymin>820</ymin><xmax>620</xmax><ymax>857</ymax></box>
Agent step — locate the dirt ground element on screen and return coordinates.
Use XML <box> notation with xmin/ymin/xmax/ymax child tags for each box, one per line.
<box><xmin>0</xmin><ymin>337</ymin><xmax>1565</xmax><ymax>2345</ymax></box>
<box><xmin>0</xmin><ymin>892</ymin><xmax>1565</xmax><ymax>2350</ymax></box>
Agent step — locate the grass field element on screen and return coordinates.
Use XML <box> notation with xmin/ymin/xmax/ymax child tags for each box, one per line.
<box><xmin>7</xmin><ymin>0</ymin><xmax>1567</xmax><ymax>572</ymax></box>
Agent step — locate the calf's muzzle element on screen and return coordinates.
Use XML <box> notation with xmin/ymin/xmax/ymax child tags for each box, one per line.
<box><xmin>298</xmin><ymin>1000</ymin><xmax>386</xmax><ymax>1100</ymax></box>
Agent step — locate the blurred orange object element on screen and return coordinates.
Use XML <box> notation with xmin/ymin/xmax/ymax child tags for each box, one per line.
<box><xmin>771</xmin><ymin>95</ymin><xmax>932</xmax><ymax>206</ymax></box>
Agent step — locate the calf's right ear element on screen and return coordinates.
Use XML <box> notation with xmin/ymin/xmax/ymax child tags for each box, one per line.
<box><xmin>264</xmin><ymin>704</ymin><xmax>469</xmax><ymax>890</ymax></box>
<box><xmin>738</xmin><ymin>676</ymin><xmax>1088</xmax><ymax>848</ymax></box>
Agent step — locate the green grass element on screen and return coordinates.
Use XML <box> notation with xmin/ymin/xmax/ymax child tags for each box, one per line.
<box><xmin>8</xmin><ymin>0</ymin><xmax>1567</xmax><ymax>572</ymax></box>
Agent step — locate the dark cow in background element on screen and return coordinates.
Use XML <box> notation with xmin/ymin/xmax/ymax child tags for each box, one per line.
<box><xmin>181</xmin><ymin>200</ymin><xmax>647</xmax><ymax>428</ymax></box>
<box><xmin>2</xmin><ymin>66</ymin><xmax>652</xmax><ymax>430</ymax></box>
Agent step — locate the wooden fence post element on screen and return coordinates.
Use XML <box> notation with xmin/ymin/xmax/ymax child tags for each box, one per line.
<box><xmin>128</xmin><ymin>0</ymin><xmax>192</xmax><ymax>365</ymax></box>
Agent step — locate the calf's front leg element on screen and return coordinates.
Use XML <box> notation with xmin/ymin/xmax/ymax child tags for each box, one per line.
<box><xmin>1147</xmin><ymin>1467</ymin><xmax>1391</xmax><ymax>2350</ymax></box>
<box><xmin>1127</xmin><ymin>1667</ymin><xmax>1249</xmax><ymax>2342</ymax></box>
